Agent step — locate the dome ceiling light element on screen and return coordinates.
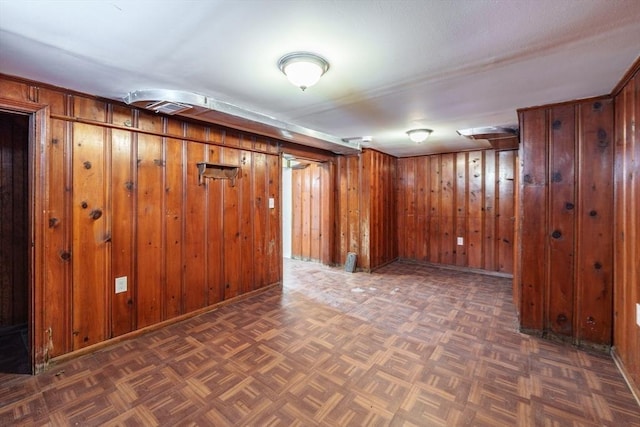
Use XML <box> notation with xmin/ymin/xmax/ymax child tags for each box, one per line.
<box><xmin>406</xmin><ymin>128</ymin><xmax>433</xmax><ymax>143</ymax></box>
<box><xmin>278</xmin><ymin>52</ymin><xmax>330</xmax><ymax>91</ymax></box>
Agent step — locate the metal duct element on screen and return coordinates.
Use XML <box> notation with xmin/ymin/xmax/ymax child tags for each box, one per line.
<box><xmin>123</xmin><ymin>89</ymin><xmax>361</xmax><ymax>155</ymax></box>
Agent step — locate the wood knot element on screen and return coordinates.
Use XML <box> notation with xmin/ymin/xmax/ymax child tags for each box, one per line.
<box><xmin>60</xmin><ymin>251</ymin><xmax>71</xmax><ymax>261</ymax></box>
<box><xmin>594</xmin><ymin>262</ymin><xmax>602</xmax><ymax>270</ymax></box>
<box><xmin>523</xmin><ymin>174</ymin><xmax>533</xmax><ymax>184</ymax></box>
<box><xmin>589</xmin><ymin>210</ymin><xmax>597</xmax><ymax>217</ymax></box>
<box><xmin>556</xmin><ymin>313</ymin><xmax>568</xmax><ymax>324</ymax></box>
<box><xmin>552</xmin><ymin>120</ymin><xmax>562</xmax><ymax>130</ymax></box>
<box><xmin>81</xmin><ymin>201</ymin><xmax>88</xmax><ymax>209</ymax></box>
<box><xmin>593</xmin><ymin>101</ymin><xmax>603</xmax><ymax>112</ymax></box>
<box><xmin>565</xmin><ymin>202</ymin><xmax>574</xmax><ymax>210</ymax></box>
<box><xmin>551</xmin><ymin>172</ymin><xmax>562</xmax><ymax>183</ymax></box>
<box><xmin>125</xmin><ymin>181</ymin><xmax>134</xmax><ymax>191</ymax></box>
<box><xmin>83</xmin><ymin>161</ymin><xmax>92</xmax><ymax>170</ymax></box>
<box><xmin>551</xmin><ymin>230</ymin><xmax>562</xmax><ymax>239</ymax></box>
<box><xmin>48</xmin><ymin>217</ymin><xmax>60</xmax><ymax>228</ymax></box>
<box><xmin>89</xmin><ymin>209</ymin><xmax>102</xmax><ymax>220</ymax></box>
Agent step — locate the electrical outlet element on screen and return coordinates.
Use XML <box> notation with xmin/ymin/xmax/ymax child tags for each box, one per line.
<box><xmin>115</xmin><ymin>276</ymin><xmax>127</xmax><ymax>294</ymax></box>
<box><xmin>457</xmin><ymin>237</ymin><xmax>464</xmax><ymax>246</ymax></box>
<box><xmin>636</xmin><ymin>303</ymin><xmax>640</xmax><ymax>327</ymax></box>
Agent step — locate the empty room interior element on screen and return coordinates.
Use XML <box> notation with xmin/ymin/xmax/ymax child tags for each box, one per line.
<box><xmin>0</xmin><ymin>1</ymin><xmax>639</xmax><ymax>425</ymax></box>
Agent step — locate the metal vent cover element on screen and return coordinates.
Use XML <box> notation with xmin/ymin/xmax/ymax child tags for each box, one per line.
<box><xmin>457</xmin><ymin>126</ymin><xmax>518</xmax><ymax>140</ymax></box>
<box><xmin>146</xmin><ymin>100</ymin><xmax>193</xmax><ymax>115</ymax></box>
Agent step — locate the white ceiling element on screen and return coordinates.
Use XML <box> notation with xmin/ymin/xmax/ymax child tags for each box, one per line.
<box><xmin>1</xmin><ymin>0</ymin><xmax>639</xmax><ymax>157</ymax></box>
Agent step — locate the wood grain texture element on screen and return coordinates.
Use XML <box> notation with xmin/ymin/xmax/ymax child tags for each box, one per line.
<box><xmin>517</xmin><ymin>97</ymin><xmax>615</xmax><ymax>348</ymax></box>
<box><xmin>334</xmin><ymin>150</ymin><xmax>397</xmax><ymax>271</ymax></box>
<box><xmin>613</xmin><ymin>66</ymin><xmax>640</xmax><ymax>397</ymax></box>
<box><xmin>547</xmin><ymin>104</ymin><xmax>576</xmax><ymax>337</ymax></box>
<box><xmin>396</xmin><ymin>150</ymin><xmax>515</xmax><ymax>274</ymax></box>
<box><xmin>72</xmin><ymin>121</ymin><xmax>107</xmax><ymax>348</ymax></box>
<box><xmin>0</xmin><ymin>76</ymin><xmax>283</xmax><ymax>364</ymax></box>
<box><xmin>291</xmin><ymin>162</ymin><xmax>322</xmax><ymax>262</ymax></box>
<box><xmin>576</xmin><ymin>98</ymin><xmax>614</xmax><ymax>345</ymax></box>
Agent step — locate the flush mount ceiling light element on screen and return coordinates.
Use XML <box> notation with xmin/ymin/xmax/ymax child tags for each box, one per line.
<box><xmin>406</xmin><ymin>128</ymin><xmax>433</xmax><ymax>143</ymax></box>
<box><xmin>278</xmin><ymin>52</ymin><xmax>329</xmax><ymax>91</ymax></box>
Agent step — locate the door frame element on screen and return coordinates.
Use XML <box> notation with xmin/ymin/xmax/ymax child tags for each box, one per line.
<box><xmin>1</xmin><ymin>98</ymin><xmax>48</xmax><ymax>373</ymax></box>
<box><xmin>280</xmin><ymin>144</ymin><xmax>336</xmax><ymax>266</ymax></box>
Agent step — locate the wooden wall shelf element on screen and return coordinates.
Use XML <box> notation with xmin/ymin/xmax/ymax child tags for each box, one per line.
<box><xmin>196</xmin><ymin>162</ymin><xmax>240</xmax><ymax>186</ymax></box>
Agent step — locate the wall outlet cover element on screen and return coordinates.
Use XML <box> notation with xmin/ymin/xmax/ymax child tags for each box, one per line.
<box><xmin>115</xmin><ymin>276</ymin><xmax>127</xmax><ymax>294</ymax></box>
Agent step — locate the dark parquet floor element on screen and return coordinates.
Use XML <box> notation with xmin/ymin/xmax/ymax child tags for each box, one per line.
<box><xmin>1</xmin><ymin>259</ymin><xmax>638</xmax><ymax>426</ymax></box>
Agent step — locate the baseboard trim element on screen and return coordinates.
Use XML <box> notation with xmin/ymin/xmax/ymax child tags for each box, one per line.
<box><xmin>46</xmin><ymin>281</ymin><xmax>281</xmax><ymax>370</ymax></box>
<box><xmin>611</xmin><ymin>346</ymin><xmax>640</xmax><ymax>407</ymax></box>
<box><xmin>396</xmin><ymin>257</ymin><xmax>514</xmax><ymax>279</ymax></box>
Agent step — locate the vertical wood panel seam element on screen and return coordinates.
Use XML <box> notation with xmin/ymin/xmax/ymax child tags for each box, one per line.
<box><xmin>573</xmin><ymin>105</ymin><xmax>581</xmax><ymax>342</ymax></box>
<box><xmin>104</xmin><ymin>106</ymin><xmax>113</xmax><ymax>339</ymax></box>
<box><xmin>63</xmin><ymin>94</ymin><xmax>73</xmax><ymax>352</ymax></box>
<box><xmin>543</xmin><ymin>107</ymin><xmax>551</xmax><ymax>332</ymax></box>
<box><xmin>131</xmin><ymin>109</ymin><xmax>139</xmax><ymax>329</ymax></box>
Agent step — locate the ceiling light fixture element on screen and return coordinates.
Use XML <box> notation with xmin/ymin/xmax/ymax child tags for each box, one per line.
<box><xmin>278</xmin><ymin>52</ymin><xmax>329</xmax><ymax>91</ymax></box>
<box><xmin>406</xmin><ymin>128</ymin><xmax>433</xmax><ymax>143</ymax></box>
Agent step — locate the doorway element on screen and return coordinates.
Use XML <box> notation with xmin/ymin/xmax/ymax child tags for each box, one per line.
<box><xmin>0</xmin><ymin>111</ymin><xmax>30</xmax><ymax>374</ymax></box>
<box><xmin>282</xmin><ymin>154</ymin><xmax>334</xmax><ymax>265</ymax></box>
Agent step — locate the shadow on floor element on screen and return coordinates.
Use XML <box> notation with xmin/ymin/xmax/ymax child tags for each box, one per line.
<box><xmin>0</xmin><ymin>324</ymin><xmax>29</xmax><ymax>374</ymax></box>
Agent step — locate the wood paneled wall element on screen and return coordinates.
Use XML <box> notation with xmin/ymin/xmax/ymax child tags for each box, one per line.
<box><xmin>0</xmin><ymin>112</ymin><xmax>29</xmax><ymax>327</ymax></box>
<box><xmin>335</xmin><ymin>155</ymin><xmax>361</xmax><ymax>268</ymax></box>
<box><xmin>517</xmin><ymin>96</ymin><xmax>614</xmax><ymax>347</ymax></box>
<box><xmin>335</xmin><ymin>150</ymin><xmax>397</xmax><ymax>271</ymax></box>
<box><xmin>612</xmin><ymin>65</ymin><xmax>640</xmax><ymax>397</ymax></box>
<box><xmin>0</xmin><ymin>75</ymin><xmax>281</xmax><ymax>365</ymax></box>
<box><xmin>396</xmin><ymin>150</ymin><xmax>516</xmax><ymax>273</ymax></box>
<box><xmin>291</xmin><ymin>161</ymin><xmax>332</xmax><ymax>263</ymax></box>
<box><xmin>364</xmin><ymin>150</ymin><xmax>397</xmax><ymax>270</ymax></box>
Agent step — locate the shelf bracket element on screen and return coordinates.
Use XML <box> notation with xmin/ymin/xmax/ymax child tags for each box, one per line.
<box><xmin>196</xmin><ymin>162</ymin><xmax>240</xmax><ymax>187</ymax></box>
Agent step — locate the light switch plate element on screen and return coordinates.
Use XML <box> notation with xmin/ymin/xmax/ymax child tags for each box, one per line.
<box><xmin>115</xmin><ymin>276</ymin><xmax>127</xmax><ymax>294</ymax></box>
<box><xmin>269</xmin><ymin>197</ymin><xmax>275</xmax><ymax>209</ymax></box>
<box><xmin>636</xmin><ymin>303</ymin><xmax>640</xmax><ymax>327</ymax></box>
<box><xmin>457</xmin><ymin>237</ymin><xmax>464</xmax><ymax>246</ymax></box>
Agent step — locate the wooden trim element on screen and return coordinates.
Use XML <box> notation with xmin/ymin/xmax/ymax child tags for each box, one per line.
<box><xmin>517</xmin><ymin>95</ymin><xmax>611</xmax><ymax>114</ymax></box>
<box><xmin>0</xmin><ymin>97</ymin><xmax>49</xmax><ymax>373</ymax></box>
<box><xmin>611</xmin><ymin>55</ymin><xmax>640</xmax><ymax>97</ymax></box>
<box><xmin>280</xmin><ymin>141</ymin><xmax>336</xmax><ymax>162</ymax></box>
<box><xmin>396</xmin><ymin>257</ymin><xmax>514</xmax><ymax>279</ymax></box>
<box><xmin>398</xmin><ymin>147</ymin><xmax>517</xmax><ymax>160</ymax></box>
<box><xmin>612</xmin><ymin>346</ymin><xmax>640</xmax><ymax>407</ymax></box>
<box><xmin>50</xmin><ymin>113</ymin><xmax>279</xmax><ymax>156</ymax></box>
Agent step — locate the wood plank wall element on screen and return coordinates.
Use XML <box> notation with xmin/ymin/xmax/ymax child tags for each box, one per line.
<box><xmin>612</xmin><ymin>65</ymin><xmax>640</xmax><ymax>397</ymax></box>
<box><xmin>335</xmin><ymin>155</ymin><xmax>362</xmax><ymax>268</ymax></box>
<box><xmin>0</xmin><ymin>112</ymin><xmax>29</xmax><ymax>327</ymax></box>
<box><xmin>364</xmin><ymin>150</ymin><xmax>397</xmax><ymax>270</ymax></box>
<box><xmin>291</xmin><ymin>162</ymin><xmax>323</xmax><ymax>262</ymax></box>
<box><xmin>0</xmin><ymin>76</ymin><xmax>281</xmax><ymax>362</ymax></box>
<box><xmin>396</xmin><ymin>150</ymin><xmax>516</xmax><ymax>273</ymax></box>
<box><xmin>334</xmin><ymin>150</ymin><xmax>397</xmax><ymax>271</ymax></box>
<box><xmin>517</xmin><ymin>96</ymin><xmax>614</xmax><ymax>347</ymax></box>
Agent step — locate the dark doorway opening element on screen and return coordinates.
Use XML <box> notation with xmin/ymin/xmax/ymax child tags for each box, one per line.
<box><xmin>0</xmin><ymin>111</ymin><xmax>30</xmax><ymax>374</ymax></box>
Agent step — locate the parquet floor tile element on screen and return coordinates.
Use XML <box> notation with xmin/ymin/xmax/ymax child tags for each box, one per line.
<box><xmin>1</xmin><ymin>258</ymin><xmax>639</xmax><ymax>426</ymax></box>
